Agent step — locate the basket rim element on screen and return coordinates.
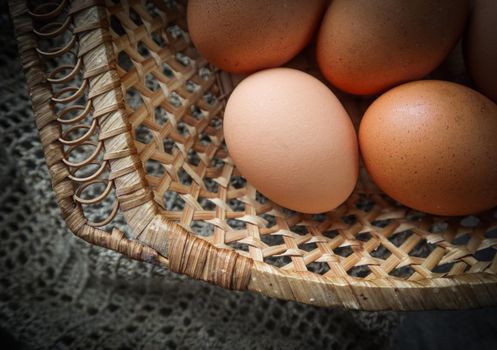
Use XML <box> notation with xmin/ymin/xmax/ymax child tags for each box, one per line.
<box><xmin>9</xmin><ymin>0</ymin><xmax>497</xmax><ymax>311</ymax></box>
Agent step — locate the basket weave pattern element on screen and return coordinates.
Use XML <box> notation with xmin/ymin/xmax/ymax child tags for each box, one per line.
<box><xmin>10</xmin><ymin>0</ymin><xmax>497</xmax><ymax>310</ymax></box>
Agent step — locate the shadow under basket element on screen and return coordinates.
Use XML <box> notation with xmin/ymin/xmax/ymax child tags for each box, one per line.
<box><xmin>9</xmin><ymin>0</ymin><xmax>497</xmax><ymax>311</ymax></box>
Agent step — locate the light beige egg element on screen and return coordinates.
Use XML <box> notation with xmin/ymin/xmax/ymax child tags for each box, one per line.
<box><xmin>224</xmin><ymin>68</ymin><xmax>359</xmax><ymax>213</ymax></box>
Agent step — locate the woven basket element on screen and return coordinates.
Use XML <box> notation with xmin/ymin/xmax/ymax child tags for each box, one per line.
<box><xmin>10</xmin><ymin>0</ymin><xmax>497</xmax><ymax>311</ymax></box>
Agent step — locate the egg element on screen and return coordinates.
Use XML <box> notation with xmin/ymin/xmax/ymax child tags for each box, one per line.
<box><xmin>187</xmin><ymin>0</ymin><xmax>326</xmax><ymax>74</ymax></box>
<box><xmin>466</xmin><ymin>0</ymin><xmax>497</xmax><ymax>103</ymax></box>
<box><xmin>359</xmin><ymin>80</ymin><xmax>497</xmax><ymax>216</ymax></box>
<box><xmin>317</xmin><ymin>0</ymin><xmax>469</xmax><ymax>95</ymax></box>
<box><xmin>224</xmin><ymin>68</ymin><xmax>359</xmax><ymax>213</ymax></box>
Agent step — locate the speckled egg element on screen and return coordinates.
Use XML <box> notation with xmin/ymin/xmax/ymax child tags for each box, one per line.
<box><xmin>187</xmin><ymin>0</ymin><xmax>326</xmax><ymax>74</ymax></box>
<box><xmin>224</xmin><ymin>68</ymin><xmax>359</xmax><ymax>214</ymax></box>
<box><xmin>466</xmin><ymin>0</ymin><xmax>497</xmax><ymax>103</ymax></box>
<box><xmin>359</xmin><ymin>80</ymin><xmax>497</xmax><ymax>216</ymax></box>
<box><xmin>317</xmin><ymin>0</ymin><xmax>469</xmax><ymax>95</ymax></box>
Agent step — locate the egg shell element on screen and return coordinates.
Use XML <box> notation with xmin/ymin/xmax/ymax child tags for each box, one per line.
<box><xmin>359</xmin><ymin>80</ymin><xmax>497</xmax><ymax>216</ymax></box>
<box><xmin>317</xmin><ymin>0</ymin><xmax>469</xmax><ymax>95</ymax></box>
<box><xmin>187</xmin><ymin>0</ymin><xmax>326</xmax><ymax>74</ymax></box>
<box><xmin>466</xmin><ymin>0</ymin><xmax>497</xmax><ymax>103</ymax></box>
<box><xmin>224</xmin><ymin>68</ymin><xmax>359</xmax><ymax>214</ymax></box>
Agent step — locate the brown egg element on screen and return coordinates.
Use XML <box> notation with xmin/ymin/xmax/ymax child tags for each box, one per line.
<box><xmin>187</xmin><ymin>0</ymin><xmax>326</xmax><ymax>74</ymax></box>
<box><xmin>466</xmin><ymin>0</ymin><xmax>497</xmax><ymax>103</ymax></box>
<box><xmin>317</xmin><ymin>0</ymin><xmax>469</xmax><ymax>95</ymax></box>
<box><xmin>359</xmin><ymin>80</ymin><xmax>497</xmax><ymax>216</ymax></box>
<box><xmin>224</xmin><ymin>68</ymin><xmax>359</xmax><ymax>214</ymax></box>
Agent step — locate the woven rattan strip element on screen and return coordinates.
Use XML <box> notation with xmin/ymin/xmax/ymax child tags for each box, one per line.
<box><xmin>10</xmin><ymin>0</ymin><xmax>497</xmax><ymax>310</ymax></box>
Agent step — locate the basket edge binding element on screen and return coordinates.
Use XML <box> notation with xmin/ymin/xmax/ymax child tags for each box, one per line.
<box><xmin>250</xmin><ymin>261</ymin><xmax>497</xmax><ymax>310</ymax></box>
<box><xmin>9</xmin><ymin>0</ymin><xmax>497</xmax><ymax>310</ymax></box>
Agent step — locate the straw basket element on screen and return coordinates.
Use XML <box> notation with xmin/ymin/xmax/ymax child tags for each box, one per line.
<box><xmin>9</xmin><ymin>0</ymin><xmax>497</xmax><ymax>311</ymax></box>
